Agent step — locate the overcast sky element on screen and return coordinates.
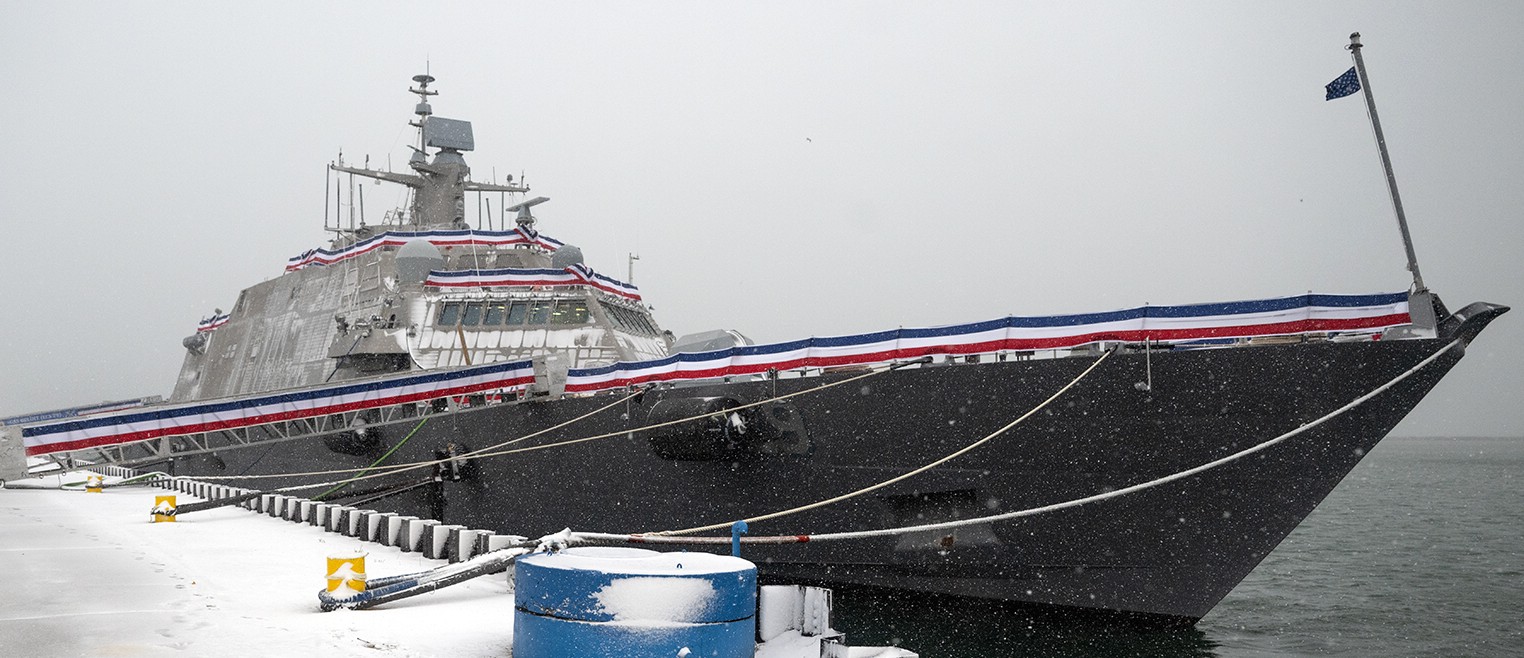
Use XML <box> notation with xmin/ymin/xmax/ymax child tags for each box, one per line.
<box><xmin>2</xmin><ymin>2</ymin><xmax>1519</xmax><ymax>436</ymax></box>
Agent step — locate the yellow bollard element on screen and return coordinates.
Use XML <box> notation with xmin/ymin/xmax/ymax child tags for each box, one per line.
<box><xmin>326</xmin><ymin>552</ymin><xmax>367</xmax><ymax>598</ymax></box>
<box><xmin>86</xmin><ymin>475</ymin><xmax>104</xmax><ymax>493</ymax></box>
<box><xmin>151</xmin><ymin>495</ymin><xmax>177</xmax><ymax>523</ymax></box>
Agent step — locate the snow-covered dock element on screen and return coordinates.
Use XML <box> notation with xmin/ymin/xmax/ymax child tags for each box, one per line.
<box><xmin>0</xmin><ymin>472</ymin><xmax>915</xmax><ymax>657</ymax></box>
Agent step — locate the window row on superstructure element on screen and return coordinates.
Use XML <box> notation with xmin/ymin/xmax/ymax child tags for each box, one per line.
<box><xmin>437</xmin><ymin>299</ymin><xmax>591</xmax><ymax>327</ymax></box>
<box><xmin>604</xmin><ymin>303</ymin><xmax>661</xmax><ymax>336</ymax></box>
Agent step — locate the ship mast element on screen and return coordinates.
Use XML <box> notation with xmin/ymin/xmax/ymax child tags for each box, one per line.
<box><xmin>328</xmin><ymin>74</ymin><xmax>528</xmax><ymax>233</ymax></box>
<box><xmin>1347</xmin><ymin>32</ymin><xmax>1427</xmax><ymax>295</ymax></box>
<box><xmin>405</xmin><ymin>73</ymin><xmax>438</xmax><ymax>222</ymax></box>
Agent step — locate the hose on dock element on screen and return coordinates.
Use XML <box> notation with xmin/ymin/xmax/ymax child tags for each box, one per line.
<box><xmin>318</xmin><ymin>545</ymin><xmax>532</xmax><ymax>612</ymax></box>
<box><xmin>58</xmin><ymin>471</ymin><xmax>169</xmax><ymax>490</ymax></box>
<box><xmin>173</xmin><ymin>477</ymin><xmax>435</xmax><ymax>517</ymax></box>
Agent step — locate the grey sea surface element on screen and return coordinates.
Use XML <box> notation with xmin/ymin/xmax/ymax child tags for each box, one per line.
<box><xmin>835</xmin><ymin>436</ymin><xmax>1524</xmax><ymax>657</ymax></box>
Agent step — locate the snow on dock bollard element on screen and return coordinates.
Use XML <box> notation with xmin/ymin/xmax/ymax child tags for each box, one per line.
<box><xmin>363</xmin><ymin>513</ymin><xmax>385</xmax><ymax>542</ymax></box>
<box><xmin>341</xmin><ymin>508</ymin><xmax>362</xmax><ymax>536</ymax></box>
<box><xmin>85</xmin><ymin>474</ymin><xmax>104</xmax><ymax>493</ymax></box>
<box><xmin>150</xmin><ymin>495</ymin><xmax>177</xmax><ymax>523</ymax></box>
<box><xmin>513</xmin><ymin>547</ymin><xmax>756</xmax><ymax>658</ymax></box>
<box><xmin>449</xmin><ymin>527</ymin><xmax>481</xmax><ymax>562</ymax></box>
<box><xmin>330</xmin><ymin>505</ymin><xmax>351</xmax><ymax>533</ymax></box>
<box><xmin>758</xmin><ymin>585</ymin><xmax>836</xmax><ymax>641</ymax></box>
<box><xmin>426</xmin><ymin>525</ymin><xmax>463</xmax><ymax>560</ymax></box>
<box><xmin>325</xmin><ymin>551</ymin><xmax>367</xmax><ymax>599</ymax></box>
<box><xmin>311</xmin><ymin>503</ymin><xmax>331</xmax><ymax>529</ymax></box>
<box><xmin>345</xmin><ymin>509</ymin><xmax>365</xmax><ymax>534</ymax></box>
<box><xmin>401</xmin><ymin>518</ymin><xmax>436</xmax><ymax>553</ymax></box>
<box><xmin>384</xmin><ymin>515</ymin><xmax>415</xmax><ymax>547</ymax></box>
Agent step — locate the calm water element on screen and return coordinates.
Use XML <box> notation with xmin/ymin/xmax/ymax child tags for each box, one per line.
<box><xmin>836</xmin><ymin>437</ymin><xmax>1524</xmax><ymax>657</ymax></box>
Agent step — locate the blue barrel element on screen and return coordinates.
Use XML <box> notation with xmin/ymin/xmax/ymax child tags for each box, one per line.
<box><xmin>513</xmin><ymin>547</ymin><xmax>757</xmax><ymax>658</ymax></box>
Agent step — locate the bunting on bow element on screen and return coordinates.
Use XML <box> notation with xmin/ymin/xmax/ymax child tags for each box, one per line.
<box><xmin>563</xmin><ymin>292</ymin><xmax>1412</xmax><ymax>392</ymax></box>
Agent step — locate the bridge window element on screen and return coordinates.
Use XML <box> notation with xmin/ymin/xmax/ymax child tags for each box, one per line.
<box><xmin>506</xmin><ymin>301</ymin><xmax>530</xmax><ymax>325</ymax></box>
<box><xmin>437</xmin><ymin>302</ymin><xmax>462</xmax><ymax>326</ymax></box>
<box><xmin>552</xmin><ymin>300</ymin><xmax>590</xmax><ymax>325</ymax></box>
<box><xmin>484</xmin><ymin>302</ymin><xmax>507</xmax><ymax>325</ymax></box>
<box><xmin>529</xmin><ymin>300</ymin><xmax>554</xmax><ymax>324</ymax></box>
<box><xmin>604</xmin><ymin>305</ymin><xmax>632</xmax><ymax>332</ymax></box>
<box><xmin>634</xmin><ymin>311</ymin><xmax>658</xmax><ymax>334</ymax></box>
<box><xmin>603</xmin><ymin>304</ymin><xmax>657</xmax><ymax>335</ymax></box>
<box><xmin>461</xmin><ymin>302</ymin><xmax>484</xmax><ymax>326</ymax></box>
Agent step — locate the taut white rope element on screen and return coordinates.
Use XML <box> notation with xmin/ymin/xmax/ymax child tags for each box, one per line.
<box><xmin>572</xmin><ymin>338</ymin><xmax>1461</xmax><ymax>546</ymax></box>
<box><xmin>656</xmin><ymin>348</ymin><xmax>1115</xmax><ymax>535</ymax></box>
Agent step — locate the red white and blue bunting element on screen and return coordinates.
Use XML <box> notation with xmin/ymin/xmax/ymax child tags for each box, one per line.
<box><xmin>21</xmin><ymin>360</ymin><xmax>536</xmax><ymax>457</ymax></box>
<box><xmin>425</xmin><ymin>264</ymin><xmax>642</xmax><ymax>301</ymax></box>
<box><xmin>20</xmin><ymin>292</ymin><xmax>1410</xmax><ymax>457</ymax></box>
<box><xmin>562</xmin><ymin>292</ymin><xmax>1412</xmax><ymax>392</ymax></box>
<box><xmin>196</xmin><ymin>313</ymin><xmax>230</xmax><ymax>332</ymax></box>
<box><xmin>2</xmin><ymin>397</ymin><xmax>159</xmax><ymax>428</ymax></box>
<box><xmin>285</xmin><ymin>227</ymin><xmax>563</xmax><ymax>272</ymax></box>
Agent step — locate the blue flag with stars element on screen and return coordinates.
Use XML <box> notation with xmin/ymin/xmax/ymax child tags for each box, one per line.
<box><xmin>1325</xmin><ymin>67</ymin><xmax>1361</xmax><ymax>100</ymax></box>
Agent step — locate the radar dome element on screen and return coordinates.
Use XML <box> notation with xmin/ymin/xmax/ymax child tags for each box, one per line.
<box><xmin>550</xmin><ymin>245</ymin><xmax>585</xmax><ymax>269</ymax></box>
<box><xmin>396</xmin><ymin>239</ymin><xmax>446</xmax><ymax>284</ymax></box>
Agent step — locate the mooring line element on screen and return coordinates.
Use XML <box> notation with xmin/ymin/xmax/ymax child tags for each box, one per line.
<box><xmin>438</xmin><ymin>360</ymin><xmax>911</xmax><ymax>463</ymax></box>
<box><xmin>571</xmin><ymin>338</ymin><xmax>1461</xmax><ymax>547</ymax></box>
<box><xmin>310</xmin><ymin>417</ymin><xmax>430</xmax><ymax>501</ymax></box>
<box><xmin>652</xmin><ymin>348</ymin><xmax>1115</xmax><ymax>536</ymax></box>
<box><xmin>178</xmin><ymin>357</ymin><xmax>917</xmax><ymax>495</ymax></box>
<box><xmin>188</xmin><ymin>389</ymin><xmax>638</xmax><ymax>483</ymax></box>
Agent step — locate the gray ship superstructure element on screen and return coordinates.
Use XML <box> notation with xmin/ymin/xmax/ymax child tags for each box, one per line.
<box><xmin>172</xmin><ymin>74</ymin><xmax>669</xmax><ymax>402</ymax></box>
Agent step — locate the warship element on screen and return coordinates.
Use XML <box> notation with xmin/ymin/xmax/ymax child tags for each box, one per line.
<box><xmin>3</xmin><ymin>66</ymin><xmax>1507</xmax><ymax>627</ymax></box>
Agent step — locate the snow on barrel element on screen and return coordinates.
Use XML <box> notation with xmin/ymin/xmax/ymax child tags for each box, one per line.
<box><xmin>514</xmin><ymin>546</ymin><xmax>757</xmax><ymax>658</ymax></box>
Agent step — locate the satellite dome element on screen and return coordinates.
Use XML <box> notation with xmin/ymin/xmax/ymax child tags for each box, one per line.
<box><xmin>550</xmin><ymin>244</ymin><xmax>585</xmax><ymax>269</ymax></box>
<box><xmin>395</xmin><ymin>239</ymin><xmax>446</xmax><ymax>284</ymax></box>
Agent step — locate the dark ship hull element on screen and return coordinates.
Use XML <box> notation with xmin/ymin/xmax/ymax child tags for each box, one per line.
<box><xmin>168</xmin><ymin>301</ymin><xmax>1506</xmax><ymax>625</ymax></box>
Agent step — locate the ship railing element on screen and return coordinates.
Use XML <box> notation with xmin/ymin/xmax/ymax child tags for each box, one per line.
<box><xmin>16</xmin><ymin>332</ymin><xmax>1387</xmax><ymax>474</ymax></box>
<box><xmin>14</xmin><ymin>355</ymin><xmax>543</xmax><ymax>472</ymax></box>
<box><xmin>11</xmin><ymin>293</ymin><xmax>1411</xmax><ymax>475</ymax></box>
<box><xmin>20</xmin><ymin>387</ymin><xmax>542</xmax><ymax>474</ymax></box>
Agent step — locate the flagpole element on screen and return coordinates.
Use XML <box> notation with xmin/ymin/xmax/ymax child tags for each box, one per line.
<box><xmin>1348</xmin><ymin>32</ymin><xmax>1426</xmax><ymax>294</ymax></box>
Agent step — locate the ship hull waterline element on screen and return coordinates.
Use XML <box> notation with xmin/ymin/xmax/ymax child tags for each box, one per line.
<box><xmin>168</xmin><ymin>325</ymin><xmax>1486</xmax><ymax>626</ymax></box>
